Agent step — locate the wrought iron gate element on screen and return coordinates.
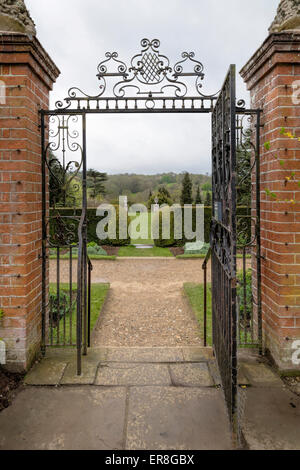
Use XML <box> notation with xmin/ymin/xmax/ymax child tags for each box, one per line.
<box><xmin>41</xmin><ymin>113</ymin><xmax>90</xmax><ymax>375</ymax></box>
<box><xmin>40</xmin><ymin>39</ymin><xmax>261</xmax><ymax>430</ymax></box>
<box><xmin>210</xmin><ymin>66</ymin><xmax>262</xmax><ymax>429</ymax></box>
<box><xmin>211</xmin><ymin>65</ymin><xmax>238</xmax><ymax>424</ymax></box>
<box><xmin>40</xmin><ymin>38</ymin><xmax>220</xmax><ymax>377</ymax></box>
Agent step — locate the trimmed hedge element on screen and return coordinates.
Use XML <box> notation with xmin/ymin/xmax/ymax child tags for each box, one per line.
<box><xmin>152</xmin><ymin>206</ymin><xmax>211</xmax><ymax>248</ymax></box>
<box><xmin>49</xmin><ymin>206</ymin><xmax>250</xmax><ymax>248</ymax></box>
<box><xmin>49</xmin><ymin>207</ymin><xmax>130</xmax><ymax>246</ymax></box>
<box><xmin>153</xmin><ymin>206</ymin><xmax>251</xmax><ymax>248</ymax></box>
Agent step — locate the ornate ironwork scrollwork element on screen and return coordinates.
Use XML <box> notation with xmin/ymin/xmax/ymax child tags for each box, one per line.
<box><xmin>96</xmin><ymin>38</ymin><xmax>205</xmax><ymax>98</ymax></box>
<box><xmin>45</xmin><ymin>114</ymin><xmax>83</xmax><ymax>246</ymax></box>
<box><xmin>236</xmin><ymin>112</ymin><xmax>259</xmax><ymax>248</ymax></box>
<box><xmin>54</xmin><ymin>38</ymin><xmax>217</xmax><ymax>110</ymax></box>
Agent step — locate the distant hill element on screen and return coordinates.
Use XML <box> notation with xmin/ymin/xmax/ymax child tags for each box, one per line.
<box><xmin>101</xmin><ymin>172</ymin><xmax>212</xmax><ymax>205</ymax></box>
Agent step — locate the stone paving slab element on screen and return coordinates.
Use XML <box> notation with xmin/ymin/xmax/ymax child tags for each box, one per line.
<box><xmin>242</xmin><ymin>387</ymin><xmax>300</xmax><ymax>450</ymax></box>
<box><xmin>237</xmin><ymin>366</ymin><xmax>251</xmax><ymax>386</ymax></box>
<box><xmin>25</xmin><ymin>359</ymin><xmax>67</xmax><ymax>386</ymax></box>
<box><xmin>207</xmin><ymin>362</ymin><xmax>251</xmax><ymax>387</ymax></box>
<box><xmin>242</xmin><ymin>362</ymin><xmax>283</xmax><ymax>387</ymax></box>
<box><xmin>106</xmin><ymin>347</ymin><xmax>184</xmax><ymax>363</ymax></box>
<box><xmin>96</xmin><ymin>363</ymin><xmax>171</xmax><ymax>386</ymax></box>
<box><xmin>47</xmin><ymin>347</ymin><xmax>108</xmax><ymax>362</ymax></box>
<box><xmin>170</xmin><ymin>363</ymin><xmax>214</xmax><ymax>387</ymax></box>
<box><xmin>182</xmin><ymin>346</ymin><xmax>214</xmax><ymax>362</ymax></box>
<box><xmin>207</xmin><ymin>360</ymin><xmax>221</xmax><ymax>386</ymax></box>
<box><xmin>61</xmin><ymin>361</ymin><xmax>99</xmax><ymax>385</ymax></box>
<box><xmin>126</xmin><ymin>386</ymin><xmax>232</xmax><ymax>450</ymax></box>
<box><xmin>0</xmin><ymin>387</ymin><xmax>127</xmax><ymax>450</ymax></box>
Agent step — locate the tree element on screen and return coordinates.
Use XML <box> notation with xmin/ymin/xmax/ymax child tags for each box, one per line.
<box><xmin>205</xmin><ymin>191</ymin><xmax>212</xmax><ymax>206</ymax></box>
<box><xmin>160</xmin><ymin>173</ymin><xmax>176</xmax><ymax>184</ymax></box>
<box><xmin>202</xmin><ymin>182</ymin><xmax>212</xmax><ymax>192</ymax></box>
<box><xmin>158</xmin><ymin>186</ymin><xmax>171</xmax><ymax>199</ymax></box>
<box><xmin>180</xmin><ymin>172</ymin><xmax>193</xmax><ymax>205</ymax></box>
<box><xmin>87</xmin><ymin>169</ymin><xmax>107</xmax><ymax>200</ymax></box>
<box><xmin>148</xmin><ymin>190</ymin><xmax>173</xmax><ymax>209</ymax></box>
<box><xmin>195</xmin><ymin>185</ymin><xmax>202</xmax><ymax>204</ymax></box>
<box><xmin>49</xmin><ymin>152</ymin><xmax>81</xmax><ymax>207</ymax></box>
<box><xmin>128</xmin><ymin>176</ymin><xmax>142</xmax><ymax>194</ymax></box>
<box><xmin>49</xmin><ymin>156</ymin><xmax>65</xmax><ymax>207</ymax></box>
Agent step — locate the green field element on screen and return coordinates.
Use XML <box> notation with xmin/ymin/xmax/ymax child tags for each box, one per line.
<box><xmin>183</xmin><ymin>282</ymin><xmax>212</xmax><ymax>346</ymax></box>
<box><xmin>49</xmin><ymin>283</ymin><xmax>110</xmax><ymax>345</ymax></box>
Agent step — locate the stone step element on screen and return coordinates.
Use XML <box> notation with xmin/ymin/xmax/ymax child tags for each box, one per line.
<box><xmin>25</xmin><ymin>346</ymin><xmax>215</xmax><ymax>387</ymax></box>
<box><xmin>46</xmin><ymin>346</ymin><xmax>214</xmax><ymax>363</ymax></box>
<box><xmin>25</xmin><ymin>346</ymin><xmax>285</xmax><ymax>390</ymax></box>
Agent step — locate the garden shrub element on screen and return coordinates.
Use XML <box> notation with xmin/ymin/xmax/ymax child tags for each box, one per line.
<box><xmin>49</xmin><ymin>291</ymin><xmax>68</xmax><ymax>326</ymax></box>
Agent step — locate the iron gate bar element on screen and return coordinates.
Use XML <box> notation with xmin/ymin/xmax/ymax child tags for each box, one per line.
<box><xmin>87</xmin><ymin>258</ymin><xmax>93</xmax><ymax>348</ymax></box>
<box><xmin>69</xmin><ymin>246</ymin><xmax>73</xmax><ymax>346</ymax></box>
<box><xmin>41</xmin><ymin>112</ymin><xmax>46</xmax><ymax>356</ymax></box>
<box><xmin>255</xmin><ymin>110</ymin><xmax>263</xmax><ymax>355</ymax></box>
<box><xmin>76</xmin><ymin>209</ymin><xmax>84</xmax><ymax>376</ymax></box>
<box><xmin>235</xmin><ymin>107</ymin><xmax>263</xmax><ymax>350</ymax></box>
<box><xmin>82</xmin><ymin>113</ymin><xmax>88</xmax><ymax>359</ymax></box>
<box><xmin>202</xmin><ymin>247</ymin><xmax>211</xmax><ymax>347</ymax></box>
<box><xmin>41</xmin><ymin>105</ymin><xmax>216</xmax><ymax>115</ymax></box>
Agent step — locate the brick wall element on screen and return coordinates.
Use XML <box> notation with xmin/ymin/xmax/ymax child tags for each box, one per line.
<box><xmin>241</xmin><ymin>32</ymin><xmax>300</xmax><ymax>371</ymax></box>
<box><xmin>0</xmin><ymin>33</ymin><xmax>59</xmax><ymax>372</ymax></box>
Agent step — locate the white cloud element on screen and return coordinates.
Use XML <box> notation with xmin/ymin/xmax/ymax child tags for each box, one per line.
<box><xmin>26</xmin><ymin>0</ymin><xmax>279</xmax><ymax>174</ymax></box>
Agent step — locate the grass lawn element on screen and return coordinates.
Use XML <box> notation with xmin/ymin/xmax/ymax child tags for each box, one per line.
<box><xmin>49</xmin><ymin>254</ymin><xmax>116</xmax><ymax>261</ymax></box>
<box><xmin>177</xmin><ymin>253</ymin><xmax>251</xmax><ymax>260</ymax></box>
<box><xmin>49</xmin><ymin>282</ymin><xmax>110</xmax><ymax>345</ymax></box>
<box><xmin>129</xmin><ymin>212</ymin><xmax>154</xmax><ymax>245</ymax></box>
<box><xmin>118</xmin><ymin>245</ymin><xmax>173</xmax><ymax>257</ymax></box>
<box><xmin>177</xmin><ymin>254</ymin><xmax>207</xmax><ymax>259</ymax></box>
<box><xmin>183</xmin><ymin>282</ymin><xmax>212</xmax><ymax>346</ymax></box>
<box><xmin>184</xmin><ymin>281</ymin><xmax>257</xmax><ymax>349</ymax></box>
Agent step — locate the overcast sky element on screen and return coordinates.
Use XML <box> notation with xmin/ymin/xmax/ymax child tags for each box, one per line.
<box><xmin>26</xmin><ymin>0</ymin><xmax>279</xmax><ymax>175</ymax></box>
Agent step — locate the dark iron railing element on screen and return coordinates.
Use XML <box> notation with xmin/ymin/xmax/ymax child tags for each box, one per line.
<box><xmin>46</xmin><ymin>245</ymin><xmax>93</xmax><ymax>352</ymax></box>
<box><xmin>202</xmin><ymin>247</ymin><xmax>211</xmax><ymax>347</ymax></box>
<box><xmin>235</xmin><ymin>109</ymin><xmax>262</xmax><ymax>352</ymax></box>
<box><xmin>202</xmin><ymin>248</ymin><xmax>261</xmax><ymax>349</ymax></box>
<box><xmin>211</xmin><ymin>66</ymin><xmax>237</xmax><ymax>425</ymax></box>
<box><xmin>88</xmin><ymin>258</ymin><xmax>93</xmax><ymax>348</ymax></box>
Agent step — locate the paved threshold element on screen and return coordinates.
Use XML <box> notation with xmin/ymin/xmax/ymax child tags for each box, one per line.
<box><xmin>1</xmin><ymin>348</ymin><xmax>298</xmax><ymax>450</ymax></box>
<box><xmin>0</xmin><ymin>347</ymin><xmax>232</xmax><ymax>450</ymax></box>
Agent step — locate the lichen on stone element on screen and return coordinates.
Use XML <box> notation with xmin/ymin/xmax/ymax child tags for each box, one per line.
<box><xmin>269</xmin><ymin>0</ymin><xmax>300</xmax><ymax>33</ymax></box>
<box><xmin>0</xmin><ymin>0</ymin><xmax>36</xmax><ymax>36</ymax></box>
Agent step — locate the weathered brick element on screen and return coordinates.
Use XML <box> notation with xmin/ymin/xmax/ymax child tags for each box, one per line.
<box><xmin>0</xmin><ymin>33</ymin><xmax>59</xmax><ymax>372</ymax></box>
<box><xmin>241</xmin><ymin>31</ymin><xmax>300</xmax><ymax>371</ymax></box>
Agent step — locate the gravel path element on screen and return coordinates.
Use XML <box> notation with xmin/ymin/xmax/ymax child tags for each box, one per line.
<box><xmin>50</xmin><ymin>258</ymin><xmax>248</xmax><ymax>348</ymax></box>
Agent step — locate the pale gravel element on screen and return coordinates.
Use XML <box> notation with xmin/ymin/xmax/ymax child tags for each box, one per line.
<box><xmin>50</xmin><ymin>258</ymin><xmax>249</xmax><ymax>347</ymax></box>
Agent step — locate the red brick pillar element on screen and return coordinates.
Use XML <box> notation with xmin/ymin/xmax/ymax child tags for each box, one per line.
<box><xmin>241</xmin><ymin>32</ymin><xmax>300</xmax><ymax>372</ymax></box>
<box><xmin>0</xmin><ymin>33</ymin><xmax>59</xmax><ymax>372</ymax></box>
